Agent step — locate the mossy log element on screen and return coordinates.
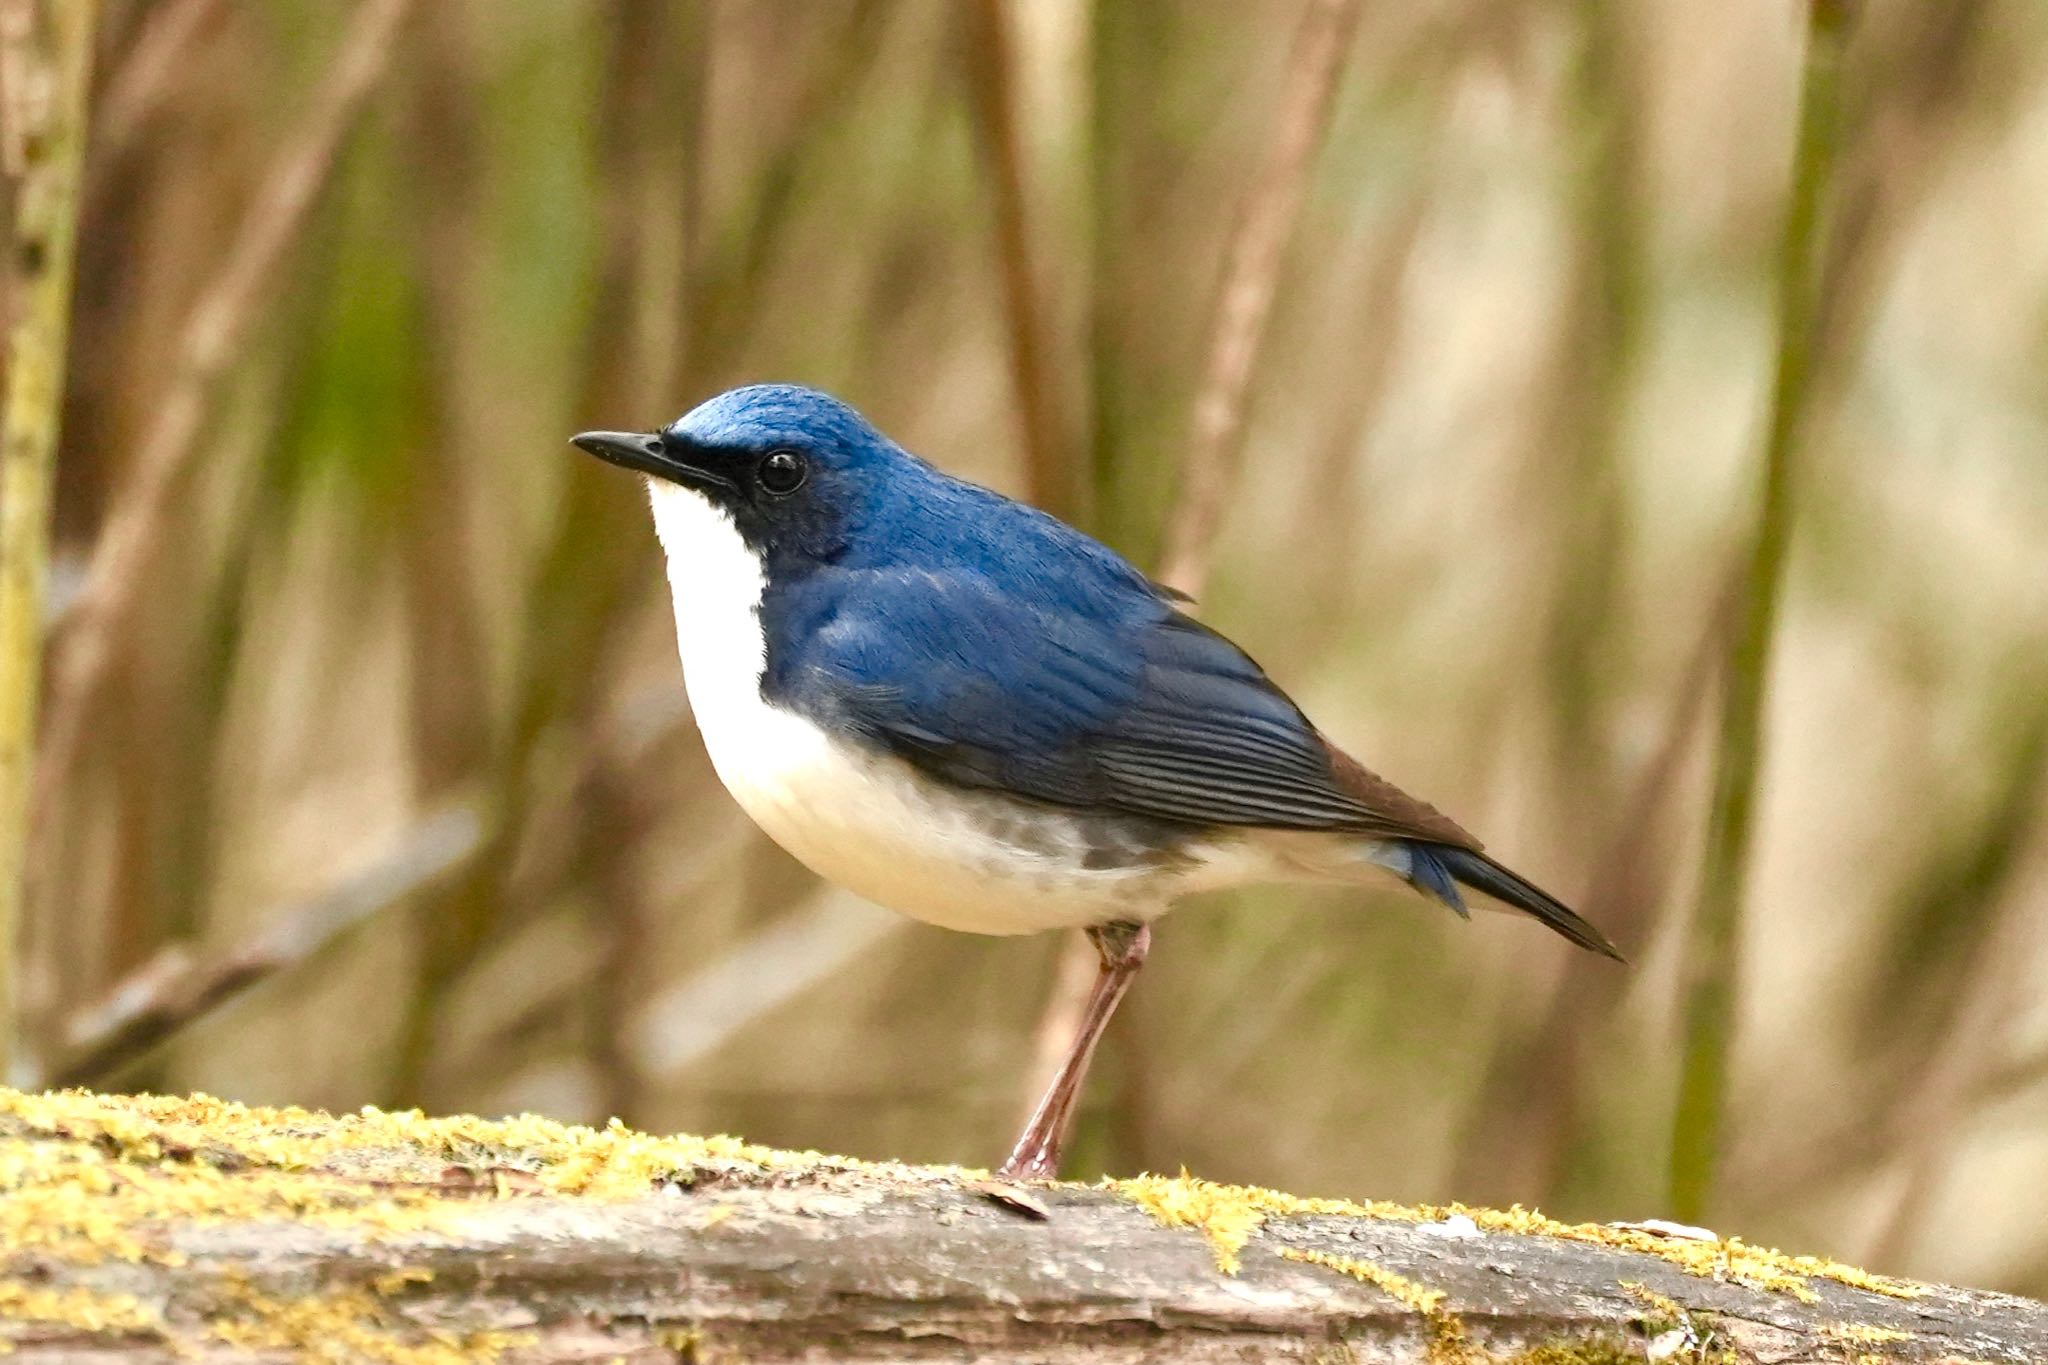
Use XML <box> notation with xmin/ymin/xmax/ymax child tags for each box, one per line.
<box><xmin>1</xmin><ymin>1089</ymin><xmax>2041</xmax><ymax>1363</ymax></box>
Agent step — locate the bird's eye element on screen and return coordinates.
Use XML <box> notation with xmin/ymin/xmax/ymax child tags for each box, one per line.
<box><xmin>757</xmin><ymin>448</ymin><xmax>807</xmax><ymax>496</ymax></box>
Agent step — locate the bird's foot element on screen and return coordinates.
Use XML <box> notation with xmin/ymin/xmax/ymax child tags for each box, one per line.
<box><xmin>995</xmin><ymin>921</ymin><xmax>1152</xmax><ymax>1183</ymax></box>
<box><xmin>996</xmin><ymin>1142</ymin><xmax>1062</xmax><ymax>1183</ymax></box>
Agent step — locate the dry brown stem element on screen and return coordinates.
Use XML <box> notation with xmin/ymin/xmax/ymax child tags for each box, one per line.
<box><xmin>964</xmin><ymin>0</ymin><xmax>1076</xmax><ymax>523</ymax></box>
<box><xmin>1156</xmin><ymin>0</ymin><xmax>1365</xmax><ymax>599</ymax></box>
<box><xmin>44</xmin><ymin>805</ymin><xmax>479</xmax><ymax>1089</ymax></box>
<box><xmin>89</xmin><ymin>0</ymin><xmax>224</xmax><ymax>166</ymax></box>
<box><xmin>28</xmin><ymin>0</ymin><xmax>414</xmax><ymax>927</ymax></box>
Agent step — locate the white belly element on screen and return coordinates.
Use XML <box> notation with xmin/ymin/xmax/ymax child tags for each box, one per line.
<box><xmin>648</xmin><ymin>482</ymin><xmax>1194</xmax><ymax>935</ymax></box>
<box><xmin>699</xmin><ymin>708</ymin><xmax>1172</xmax><ymax>934</ymax></box>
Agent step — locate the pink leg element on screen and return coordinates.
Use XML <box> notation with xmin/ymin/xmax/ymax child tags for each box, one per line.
<box><xmin>999</xmin><ymin>921</ymin><xmax>1150</xmax><ymax>1181</ymax></box>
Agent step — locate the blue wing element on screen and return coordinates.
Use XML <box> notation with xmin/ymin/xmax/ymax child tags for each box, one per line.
<box><xmin>763</xmin><ymin>562</ymin><xmax>1622</xmax><ymax>959</ymax></box>
<box><xmin>764</xmin><ymin>567</ymin><xmax>1459</xmax><ymax>839</ymax></box>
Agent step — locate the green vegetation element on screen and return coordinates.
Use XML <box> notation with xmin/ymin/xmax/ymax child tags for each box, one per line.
<box><xmin>1669</xmin><ymin>0</ymin><xmax>1850</xmax><ymax>1226</ymax></box>
<box><xmin>0</xmin><ymin>0</ymin><xmax>98</xmax><ymax>1074</ymax></box>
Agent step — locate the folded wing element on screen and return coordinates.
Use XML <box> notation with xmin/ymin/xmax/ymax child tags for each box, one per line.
<box><xmin>773</xmin><ymin>569</ymin><xmax>1469</xmax><ymax>844</ymax></box>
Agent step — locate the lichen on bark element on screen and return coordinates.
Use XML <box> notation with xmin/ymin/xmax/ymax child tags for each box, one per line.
<box><xmin>1</xmin><ymin>1087</ymin><xmax>2041</xmax><ymax>1363</ymax></box>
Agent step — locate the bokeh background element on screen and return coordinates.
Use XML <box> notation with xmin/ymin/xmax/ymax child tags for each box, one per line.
<box><xmin>5</xmin><ymin>0</ymin><xmax>2048</xmax><ymax>1299</ymax></box>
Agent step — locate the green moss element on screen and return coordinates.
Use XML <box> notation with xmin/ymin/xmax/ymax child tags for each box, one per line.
<box><xmin>1615</xmin><ymin>1282</ymin><xmax>1741</xmax><ymax>1365</ymax></box>
<box><xmin>0</xmin><ymin>1085</ymin><xmax>903</xmax><ymax>1361</ymax></box>
<box><xmin>1501</xmin><ymin>1343</ymin><xmax>1638</xmax><ymax>1365</ymax></box>
<box><xmin>1114</xmin><ymin>1170</ymin><xmax>1922</xmax><ymax>1303</ymax></box>
<box><xmin>0</xmin><ymin>1083</ymin><xmax>910</xmax><ymax>1277</ymax></box>
<box><xmin>1273</xmin><ymin>1243</ymin><xmax>1477</xmax><ymax>1363</ymax></box>
<box><xmin>1278</xmin><ymin>1246</ymin><xmax>1445</xmax><ymax>1314</ymax></box>
<box><xmin>653</xmin><ymin>1323</ymin><xmax>703</xmax><ymax>1360</ymax></box>
<box><xmin>205</xmin><ymin>1275</ymin><xmax>532</xmax><ymax>1365</ymax></box>
<box><xmin>0</xmin><ymin>1088</ymin><xmax>1931</xmax><ymax>1363</ymax></box>
<box><xmin>1617</xmin><ymin>1279</ymin><xmax>1687</xmax><ymax>1337</ymax></box>
<box><xmin>1118</xmin><ymin>1170</ymin><xmax>1363</xmax><ymax>1272</ymax></box>
<box><xmin>0</xmin><ymin>1281</ymin><xmax>159</xmax><ymax>1339</ymax></box>
<box><xmin>1820</xmin><ymin>1321</ymin><xmax>1910</xmax><ymax>1345</ymax></box>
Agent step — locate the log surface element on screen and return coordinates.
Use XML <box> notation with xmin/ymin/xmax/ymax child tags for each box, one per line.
<box><xmin>1</xmin><ymin>1088</ymin><xmax>2041</xmax><ymax>1363</ymax></box>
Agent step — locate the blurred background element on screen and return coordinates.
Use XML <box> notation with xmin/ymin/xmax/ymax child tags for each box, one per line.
<box><xmin>3</xmin><ymin>0</ymin><xmax>2047</xmax><ymax>1299</ymax></box>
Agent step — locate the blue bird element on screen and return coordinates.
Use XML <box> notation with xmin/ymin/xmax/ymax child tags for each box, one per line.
<box><xmin>572</xmin><ymin>384</ymin><xmax>1621</xmax><ymax>1179</ymax></box>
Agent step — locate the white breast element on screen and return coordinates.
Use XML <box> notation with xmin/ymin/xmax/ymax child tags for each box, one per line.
<box><xmin>646</xmin><ymin>482</ymin><xmax>1185</xmax><ymax>935</ymax></box>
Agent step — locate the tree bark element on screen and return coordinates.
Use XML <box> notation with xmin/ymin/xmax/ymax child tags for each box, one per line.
<box><xmin>0</xmin><ymin>1088</ymin><xmax>2040</xmax><ymax>1363</ymax></box>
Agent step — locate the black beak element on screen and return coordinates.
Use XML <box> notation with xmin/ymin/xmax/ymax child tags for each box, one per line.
<box><xmin>571</xmin><ymin>430</ymin><xmax>673</xmax><ymax>478</ymax></box>
<box><xmin>570</xmin><ymin>429</ymin><xmax>739</xmax><ymax>494</ymax></box>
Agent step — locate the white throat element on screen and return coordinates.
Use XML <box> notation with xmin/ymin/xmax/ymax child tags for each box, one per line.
<box><xmin>647</xmin><ymin>477</ymin><xmax>860</xmax><ymax>868</ymax></box>
<box><xmin>646</xmin><ymin>479</ymin><xmax>771</xmax><ymax>711</ymax></box>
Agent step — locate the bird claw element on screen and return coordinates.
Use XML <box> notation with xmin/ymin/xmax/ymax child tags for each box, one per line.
<box><xmin>996</xmin><ymin>1148</ymin><xmax>1061</xmax><ymax>1182</ymax></box>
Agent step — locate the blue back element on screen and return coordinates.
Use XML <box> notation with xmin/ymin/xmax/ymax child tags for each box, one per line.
<box><xmin>668</xmin><ymin>385</ymin><xmax>1414</xmax><ymax>834</ymax></box>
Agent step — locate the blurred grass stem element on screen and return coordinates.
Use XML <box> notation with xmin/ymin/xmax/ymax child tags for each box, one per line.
<box><xmin>1863</xmin><ymin>700</ymin><xmax>2048</xmax><ymax>1267</ymax></box>
<box><xmin>26</xmin><ymin>0</ymin><xmax>413</xmax><ymax>945</ymax></box>
<box><xmin>1457</xmin><ymin>578</ymin><xmax>1734</xmax><ymax>1207</ymax></box>
<box><xmin>963</xmin><ymin>0</ymin><xmax>1076</xmax><ymax>525</ymax></box>
<box><xmin>90</xmin><ymin>0</ymin><xmax>221</xmax><ymax>171</ymax></box>
<box><xmin>1157</xmin><ymin>0</ymin><xmax>1363</xmax><ymax>598</ymax></box>
<box><xmin>1668</xmin><ymin>0</ymin><xmax>1849</xmax><ymax>1223</ymax></box>
<box><xmin>0</xmin><ymin>0</ymin><xmax>97</xmax><ymax>1076</ymax></box>
<box><xmin>46</xmin><ymin>804</ymin><xmax>481</xmax><ymax>1089</ymax></box>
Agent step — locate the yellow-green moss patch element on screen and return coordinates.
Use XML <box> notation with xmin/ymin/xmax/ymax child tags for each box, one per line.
<box><xmin>654</xmin><ymin>1323</ymin><xmax>702</xmax><ymax>1349</ymax></box>
<box><xmin>0</xmin><ymin>1084</ymin><xmax>1003</xmax><ymax>1362</ymax></box>
<box><xmin>0</xmin><ymin>1084</ymin><xmax>908</xmax><ymax>1276</ymax></box>
<box><xmin>1113</xmin><ymin>1170</ymin><xmax>1922</xmax><ymax>1304</ymax></box>
<box><xmin>3</xmin><ymin>1085</ymin><xmax>1934</xmax><ymax>1362</ymax></box>
<box><xmin>1501</xmin><ymin>1342</ymin><xmax>1649</xmax><ymax>1365</ymax></box>
<box><xmin>207</xmin><ymin>1276</ymin><xmax>529</xmax><ymax>1365</ymax></box>
<box><xmin>0</xmin><ymin>1085</ymin><xmax>837</xmax><ymax>1200</ymax></box>
<box><xmin>1274</xmin><ymin>1244</ymin><xmax>1489</xmax><ymax>1364</ymax></box>
<box><xmin>1114</xmin><ymin>1171</ymin><xmax>1376</xmax><ymax>1273</ymax></box>
<box><xmin>1278</xmin><ymin>1246</ymin><xmax>1446</xmax><ymax>1314</ymax></box>
<box><xmin>0</xmin><ymin>1281</ymin><xmax>160</xmax><ymax>1339</ymax></box>
<box><xmin>1821</xmin><ymin>1318</ymin><xmax>1916</xmax><ymax>1362</ymax></box>
<box><xmin>1617</xmin><ymin>1279</ymin><xmax>1686</xmax><ymax>1326</ymax></box>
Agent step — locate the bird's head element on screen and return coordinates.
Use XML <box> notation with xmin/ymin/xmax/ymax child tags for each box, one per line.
<box><xmin>572</xmin><ymin>384</ymin><xmax>904</xmax><ymax>562</ymax></box>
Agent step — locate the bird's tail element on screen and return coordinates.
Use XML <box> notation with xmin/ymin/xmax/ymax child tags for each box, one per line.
<box><xmin>1403</xmin><ymin>842</ymin><xmax>1624</xmax><ymax>962</ymax></box>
